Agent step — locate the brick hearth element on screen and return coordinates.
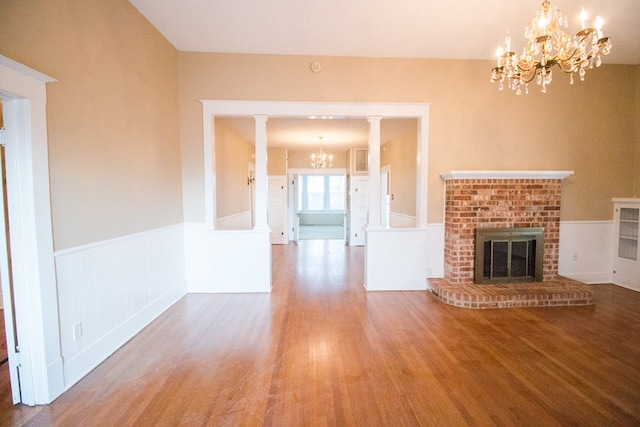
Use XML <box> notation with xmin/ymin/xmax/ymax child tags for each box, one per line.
<box><xmin>428</xmin><ymin>277</ymin><xmax>595</xmax><ymax>309</ymax></box>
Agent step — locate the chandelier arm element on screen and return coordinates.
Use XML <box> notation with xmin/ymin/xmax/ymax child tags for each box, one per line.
<box><xmin>556</xmin><ymin>61</ymin><xmax>577</xmax><ymax>73</ymax></box>
<box><xmin>516</xmin><ymin>68</ymin><xmax>538</xmax><ymax>84</ymax></box>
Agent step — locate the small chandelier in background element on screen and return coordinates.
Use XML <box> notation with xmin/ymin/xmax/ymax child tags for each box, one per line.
<box><xmin>491</xmin><ymin>0</ymin><xmax>611</xmax><ymax>95</ymax></box>
<box><xmin>311</xmin><ymin>137</ymin><xmax>333</xmax><ymax>168</ymax></box>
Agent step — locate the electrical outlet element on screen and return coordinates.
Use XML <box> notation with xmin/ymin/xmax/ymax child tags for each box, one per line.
<box><xmin>572</xmin><ymin>252</ymin><xmax>578</xmax><ymax>262</ymax></box>
<box><xmin>73</xmin><ymin>322</ymin><xmax>83</xmax><ymax>340</ymax></box>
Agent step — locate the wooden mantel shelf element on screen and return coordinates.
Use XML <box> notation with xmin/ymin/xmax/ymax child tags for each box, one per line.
<box><xmin>440</xmin><ymin>170</ymin><xmax>574</xmax><ymax>180</ymax></box>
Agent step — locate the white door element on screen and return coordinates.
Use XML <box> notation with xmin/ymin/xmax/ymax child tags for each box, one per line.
<box><xmin>289</xmin><ymin>173</ymin><xmax>300</xmax><ymax>243</ymax></box>
<box><xmin>268</xmin><ymin>176</ymin><xmax>288</xmax><ymax>244</ymax></box>
<box><xmin>349</xmin><ymin>177</ymin><xmax>369</xmax><ymax>246</ymax></box>
<box><xmin>0</xmin><ymin>142</ymin><xmax>21</xmax><ymax>404</ymax></box>
<box><xmin>345</xmin><ymin>176</ymin><xmax>350</xmax><ymax>244</ymax></box>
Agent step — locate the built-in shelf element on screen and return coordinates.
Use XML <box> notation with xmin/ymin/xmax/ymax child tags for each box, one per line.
<box><xmin>612</xmin><ymin>198</ymin><xmax>640</xmax><ymax>291</ymax></box>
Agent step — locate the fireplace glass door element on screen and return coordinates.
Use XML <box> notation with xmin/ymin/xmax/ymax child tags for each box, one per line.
<box><xmin>483</xmin><ymin>239</ymin><xmax>536</xmax><ymax>280</ymax></box>
<box><xmin>475</xmin><ymin>227</ymin><xmax>544</xmax><ymax>284</ymax></box>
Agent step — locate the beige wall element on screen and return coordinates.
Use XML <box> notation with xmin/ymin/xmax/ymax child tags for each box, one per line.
<box><xmin>179</xmin><ymin>52</ymin><xmax>638</xmax><ymax>224</ymax></box>
<box><xmin>268</xmin><ymin>147</ymin><xmax>287</xmax><ymax>175</ymax></box>
<box><xmin>287</xmin><ymin>149</ymin><xmax>348</xmax><ymax>170</ymax></box>
<box><xmin>381</xmin><ymin>121</ymin><xmax>417</xmax><ymax>218</ymax></box>
<box><xmin>215</xmin><ymin>118</ymin><xmax>253</xmax><ymax>218</ymax></box>
<box><xmin>0</xmin><ymin>0</ymin><xmax>183</xmax><ymax>250</ymax></box>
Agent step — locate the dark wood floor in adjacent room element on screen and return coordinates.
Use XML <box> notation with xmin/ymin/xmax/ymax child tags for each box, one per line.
<box><xmin>2</xmin><ymin>239</ymin><xmax>640</xmax><ymax>426</ymax></box>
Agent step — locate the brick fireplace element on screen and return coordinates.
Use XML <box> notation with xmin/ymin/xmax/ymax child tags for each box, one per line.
<box><xmin>440</xmin><ymin>171</ymin><xmax>573</xmax><ymax>285</ymax></box>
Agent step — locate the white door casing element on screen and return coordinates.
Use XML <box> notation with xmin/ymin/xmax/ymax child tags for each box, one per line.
<box><xmin>0</xmin><ymin>54</ymin><xmax>64</xmax><ymax>404</ymax></box>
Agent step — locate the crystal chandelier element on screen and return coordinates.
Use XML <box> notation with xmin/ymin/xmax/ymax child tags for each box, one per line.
<box><xmin>310</xmin><ymin>137</ymin><xmax>333</xmax><ymax>168</ymax></box>
<box><xmin>491</xmin><ymin>0</ymin><xmax>611</xmax><ymax>95</ymax></box>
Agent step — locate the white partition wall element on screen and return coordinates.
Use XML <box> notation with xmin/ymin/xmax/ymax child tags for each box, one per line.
<box><xmin>195</xmin><ymin>101</ymin><xmax>432</xmax><ymax>293</ymax></box>
<box><xmin>365</xmin><ymin>229</ymin><xmax>429</xmax><ymax>290</ymax></box>
<box><xmin>185</xmin><ymin>224</ymin><xmax>271</xmax><ymax>293</ymax></box>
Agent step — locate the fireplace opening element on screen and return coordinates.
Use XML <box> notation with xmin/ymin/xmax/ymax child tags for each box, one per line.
<box><xmin>474</xmin><ymin>227</ymin><xmax>544</xmax><ymax>284</ymax></box>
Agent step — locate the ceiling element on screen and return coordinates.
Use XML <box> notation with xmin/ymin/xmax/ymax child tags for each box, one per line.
<box><xmin>129</xmin><ymin>0</ymin><xmax>640</xmax><ymax>64</ymax></box>
<box><xmin>129</xmin><ymin>0</ymin><xmax>640</xmax><ymax>150</ymax></box>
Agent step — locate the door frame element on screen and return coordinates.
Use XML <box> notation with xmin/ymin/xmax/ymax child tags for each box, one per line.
<box><xmin>0</xmin><ymin>55</ymin><xmax>65</xmax><ymax>404</ymax></box>
<box><xmin>289</xmin><ymin>168</ymin><xmax>347</xmax><ymax>243</ymax></box>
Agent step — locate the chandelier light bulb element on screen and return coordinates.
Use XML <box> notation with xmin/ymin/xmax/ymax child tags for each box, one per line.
<box><xmin>579</xmin><ymin>8</ymin><xmax>588</xmax><ymax>29</ymax></box>
<box><xmin>538</xmin><ymin>14</ymin><xmax>548</xmax><ymax>31</ymax></box>
<box><xmin>595</xmin><ymin>16</ymin><xmax>604</xmax><ymax>37</ymax></box>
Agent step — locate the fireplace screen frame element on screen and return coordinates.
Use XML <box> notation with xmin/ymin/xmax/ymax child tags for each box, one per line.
<box><xmin>474</xmin><ymin>227</ymin><xmax>544</xmax><ymax>284</ymax></box>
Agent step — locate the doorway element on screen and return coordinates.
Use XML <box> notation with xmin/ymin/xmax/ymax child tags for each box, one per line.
<box><xmin>296</xmin><ymin>174</ymin><xmax>346</xmax><ymax>241</ymax></box>
<box><xmin>199</xmin><ymin>100</ymin><xmax>430</xmax><ymax>294</ymax></box>
<box><xmin>0</xmin><ymin>121</ymin><xmax>17</xmax><ymax>404</ymax></box>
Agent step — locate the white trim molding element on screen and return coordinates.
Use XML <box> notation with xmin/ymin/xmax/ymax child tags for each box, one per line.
<box><xmin>0</xmin><ymin>54</ymin><xmax>62</xmax><ymax>404</ymax></box>
<box><xmin>440</xmin><ymin>170</ymin><xmax>574</xmax><ymax>180</ymax></box>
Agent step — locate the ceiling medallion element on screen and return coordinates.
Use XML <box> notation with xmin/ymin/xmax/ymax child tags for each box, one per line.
<box><xmin>310</xmin><ymin>61</ymin><xmax>322</xmax><ymax>73</ymax></box>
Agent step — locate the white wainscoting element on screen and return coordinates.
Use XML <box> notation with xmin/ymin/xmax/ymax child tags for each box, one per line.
<box><xmin>184</xmin><ymin>223</ymin><xmax>272</xmax><ymax>293</ymax></box>
<box><xmin>365</xmin><ymin>228</ymin><xmax>429</xmax><ymax>290</ymax></box>
<box><xmin>216</xmin><ymin>210</ymin><xmax>251</xmax><ymax>230</ymax></box>
<box><xmin>389</xmin><ymin>212</ymin><xmax>416</xmax><ymax>228</ymax></box>
<box><xmin>54</xmin><ymin>224</ymin><xmax>186</xmax><ymax>389</ymax></box>
<box><xmin>426</xmin><ymin>223</ymin><xmax>445</xmax><ymax>279</ymax></box>
<box><xmin>558</xmin><ymin>220</ymin><xmax>614</xmax><ymax>284</ymax></box>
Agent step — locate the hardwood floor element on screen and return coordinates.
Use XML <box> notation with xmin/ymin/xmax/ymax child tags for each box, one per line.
<box><xmin>2</xmin><ymin>239</ymin><xmax>640</xmax><ymax>425</ymax></box>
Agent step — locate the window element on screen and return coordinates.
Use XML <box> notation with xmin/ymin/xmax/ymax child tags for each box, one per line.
<box><xmin>298</xmin><ymin>175</ymin><xmax>345</xmax><ymax>211</ymax></box>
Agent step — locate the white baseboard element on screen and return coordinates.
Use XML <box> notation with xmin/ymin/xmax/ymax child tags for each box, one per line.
<box><xmin>561</xmin><ymin>272</ymin><xmax>612</xmax><ymax>284</ymax></box>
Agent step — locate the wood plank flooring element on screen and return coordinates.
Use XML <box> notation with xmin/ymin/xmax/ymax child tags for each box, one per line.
<box><xmin>2</xmin><ymin>239</ymin><xmax>640</xmax><ymax>425</ymax></box>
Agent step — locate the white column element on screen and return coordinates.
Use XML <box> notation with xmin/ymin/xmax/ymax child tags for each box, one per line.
<box><xmin>204</xmin><ymin>115</ymin><xmax>215</xmax><ymax>229</ymax></box>
<box><xmin>367</xmin><ymin>116</ymin><xmax>382</xmax><ymax>229</ymax></box>
<box><xmin>253</xmin><ymin>115</ymin><xmax>269</xmax><ymax>230</ymax></box>
<box><xmin>416</xmin><ymin>112</ymin><xmax>429</xmax><ymax>228</ymax></box>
